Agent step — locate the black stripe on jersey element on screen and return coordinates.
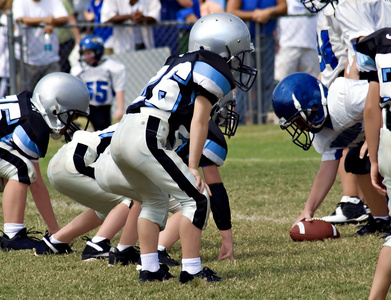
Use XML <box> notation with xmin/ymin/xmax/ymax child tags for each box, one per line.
<box><xmin>145</xmin><ymin>116</ymin><xmax>208</xmax><ymax>230</ymax></box>
<box><xmin>73</xmin><ymin>144</ymin><xmax>95</xmax><ymax>179</ymax></box>
<box><xmin>0</xmin><ymin>148</ymin><xmax>31</xmax><ymax>184</ymax></box>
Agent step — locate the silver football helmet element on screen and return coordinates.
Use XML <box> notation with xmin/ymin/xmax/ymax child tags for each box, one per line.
<box><xmin>188</xmin><ymin>13</ymin><xmax>257</xmax><ymax>92</ymax></box>
<box><xmin>31</xmin><ymin>72</ymin><xmax>90</xmax><ymax>140</ymax></box>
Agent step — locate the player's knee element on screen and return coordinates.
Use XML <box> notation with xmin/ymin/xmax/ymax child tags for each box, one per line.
<box><xmin>139</xmin><ymin>202</ymin><xmax>169</xmax><ymax>230</ymax></box>
<box><xmin>344</xmin><ymin>147</ymin><xmax>370</xmax><ymax>174</ymax></box>
<box><xmin>180</xmin><ymin>191</ymin><xmax>210</xmax><ymax>230</ymax></box>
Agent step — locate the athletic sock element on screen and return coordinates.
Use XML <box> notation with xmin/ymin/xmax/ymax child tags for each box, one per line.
<box><xmin>140</xmin><ymin>252</ymin><xmax>159</xmax><ymax>272</ymax></box>
<box><xmin>182</xmin><ymin>257</ymin><xmax>202</xmax><ymax>275</ymax></box>
<box><xmin>4</xmin><ymin>223</ymin><xmax>24</xmax><ymax>239</ymax></box>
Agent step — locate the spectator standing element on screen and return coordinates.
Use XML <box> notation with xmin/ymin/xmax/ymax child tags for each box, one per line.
<box><xmin>227</xmin><ymin>0</ymin><xmax>287</xmax><ymax>124</ymax></box>
<box><xmin>100</xmin><ymin>0</ymin><xmax>161</xmax><ymax>54</ymax></box>
<box><xmin>12</xmin><ymin>0</ymin><xmax>69</xmax><ymax>92</ymax></box>
<box><xmin>84</xmin><ymin>0</ymin><xmax>114</xmax><ymax>54</ymax></box>
<box><xmin>274</xmin><ymin>0</ymin><xmax>319</xmax><ymax>83</ymax></box>
<box><xmin>58</xmin><ymin>0</ymin><xmax>81</xmax><ymax>73</ymax></box>
<box><xmin>0</xmin><ymin>0</ymin><xmax>12</xmax><ymax>97</ymax></box>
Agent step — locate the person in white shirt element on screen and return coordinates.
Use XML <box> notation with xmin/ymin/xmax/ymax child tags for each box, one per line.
<box><xmin>12</xmin><ymin>0</ymin><xmax>68</xmax><ymax>92</ymax></box>
<box><xmin>100</xmin><ymin>0</ymin><xmax>161</xmax><ymax>54</ymax></box>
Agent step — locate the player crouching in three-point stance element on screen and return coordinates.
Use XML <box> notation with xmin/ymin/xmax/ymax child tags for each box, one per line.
<box><xmin>0</xmin><ymin>72</ymin><xmax>90</xmax><ymax>250</ymax></box>
<box><xmin>272</xmin><ymin>72</ymin><xmax>388</xmax><ymax>233</ymax></box>
<box><xmin>97</xmin><ymin>12</ymin><xmax>257</xmax><ymax>283</ymax></box>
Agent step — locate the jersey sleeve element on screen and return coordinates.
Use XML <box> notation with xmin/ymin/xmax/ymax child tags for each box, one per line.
<box><xmin>12</xmin><ymin>112</ymin><xmax>50</xmax><ymax>159</ymax></box>
<box><xmin>192</xmin><ymin>50</ymin><xmax>235</xmax><ymax>105</ymax></box>
<box><xmin>108</xmin><ymin>59</ymin><xmax>127</xmax><ymax>92</ymax></box>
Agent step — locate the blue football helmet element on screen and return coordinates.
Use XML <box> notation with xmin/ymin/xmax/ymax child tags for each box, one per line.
<box><xmin>300</xmin><ymin>0</ymin><xmax>338</xmax><ymax>13</ymax></box>
<box><xmin>272</xmin><ymin>73</ymin><xmax>328</xmax><ymax>151</ymax></box>
<box><xmin>79</xmin><ymin>35</ymin><xmax>104</xmax><ymax>64</ymax></box>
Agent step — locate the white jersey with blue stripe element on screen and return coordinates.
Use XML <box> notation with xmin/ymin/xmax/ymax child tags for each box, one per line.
<box><xmin>71</xmin><ymin>58</ymin><xmax>127</xmax><ymax>106</ymax></box>
<box><xmin>312</xmin><ymin>77</ymin><xmax>368</xmax><ymax>161</ymax></box>
<box><xmin>128</xmin><ymin>50</ymin><xmax>235</xmax><ymax>137</ymax></box>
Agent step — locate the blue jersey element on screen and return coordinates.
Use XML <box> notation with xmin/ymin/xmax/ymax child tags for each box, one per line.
<box><xmin>128</xmin><ymin>50</ymin><xmax>235</xmax><ymax>144</ymax></box>
<box><xmin>0</xmin><ymin>92</ymin><xmax>50</xmax><ymax>160</ymax></box>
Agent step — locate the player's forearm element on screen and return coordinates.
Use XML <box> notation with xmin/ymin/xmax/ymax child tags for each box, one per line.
<box><xmin>304</xmin><ymin>160</ymin><xmax>339</xmax><ymax>215</ymax></box>
<box><xmin>29</xmin><ymin>163</ymin><xmax>59</xmax><ymax>234</ymax></box>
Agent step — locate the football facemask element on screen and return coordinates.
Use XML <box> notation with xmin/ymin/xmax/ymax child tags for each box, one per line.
<box><xmin>228</xmin><ymin>48</ymin><xmax>257</xmax><ymax>92</ymax></box>
<box><xmin>300</xmin><ymin>0</ymin><xmax>338</xmax><ymax>13</ymax></box>
<box><xmin>211</xmin><ymin>99</ymin><xmax>239</xmax><ymax>138</ymax></box>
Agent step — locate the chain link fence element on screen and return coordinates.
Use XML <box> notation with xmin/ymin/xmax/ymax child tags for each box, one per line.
<box><xmin>3</xmin><ymin>12</ymin><xmax>318</xmax><ymax>125</ymax></box>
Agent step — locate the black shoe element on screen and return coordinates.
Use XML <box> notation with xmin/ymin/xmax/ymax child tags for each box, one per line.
<box><xmin>81</xmin><ymin>238</ymin><xmax>111</xmax><ymax>260</ymax></box>
<box><xmin>158</xmin><ymin>249</ymin><xmax>180</xmax><ymax>266</ymax></box>
<box><xmin>108</xmin><ymin>246</ymin><xmax>140</xmax><ymax>266</ymax></box>
<box><xmin>322</xmin><ymin>196</ymin><xmax>369</xmax><ymax>224</ymax></box>
<box><xmin>356</xmin><ymin>216</ymin><xmax>390</xmax><ymax>236</ymax></box>
<box><xmin>35</xmin><ymin>234</ymin><xmax>73</xmax><ymax>255</ymax></box>
<box><xmin>139</xmin><ymin>264</ymin><xmax>174</xmax><ymax>283</ymax></box>
<box><xmin>1</xmin><ymin>228</ymin><xmax>41</xmax><ymax>251</ymax></box>
<box><xmin>179</xmin><ymin>267</ymin><xmax>221</xmax><ymax>284</ymax></box>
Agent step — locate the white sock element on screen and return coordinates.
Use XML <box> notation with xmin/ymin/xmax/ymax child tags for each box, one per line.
<box><xmin>91</xmin><ymin>236</ymin><xmax>106</xmax><ymax>244</ymax></box>
<box><xmin>140</xmin><ymin>253</ymin><xmax>159</xmax><ymax>272</ymax></box>
<box><xmin>157</xmin><ymin>245</ymin><xmax>166</xmax><ymax>251</ymax></box>
<box><xmin>49</xmin><ymin>235</ymin><xmax>64</xmax><ymax>244</ymax></box>
<box><xmin>182</xmin><ymin>257</ymin><xmax>202</xmax><ymax>275</ymax></box>
<box><xmin>373</xmin><ymin>216</ymin><xmax>390</xmax><ymax>221</ymax></box>
<box><xmin>117</xmin><ymin>244</ymin><xmax>131</xmax><ymax>252</ymax></box>
<box><xmin>4</xmin><ymin>223</ymin><xmax>24</xmax><ymax>239</ymax></box>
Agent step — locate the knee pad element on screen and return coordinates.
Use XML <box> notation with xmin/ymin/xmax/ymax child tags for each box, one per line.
<box><xmin>344</xmin><ymin>147</ymin><xmax>370</xmax><ymax>174</ymax></box>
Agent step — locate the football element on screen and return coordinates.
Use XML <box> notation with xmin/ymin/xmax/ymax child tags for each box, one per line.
<box><xmin>289</xmin><ymin>219</ymin><xmax>340</xmax><ymax>242</ymax></box>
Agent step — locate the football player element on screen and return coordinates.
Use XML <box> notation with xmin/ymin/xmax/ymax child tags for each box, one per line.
<box><xmin>299</xmin><ymin>0</ymin><xmax>370</xmax><ymax>226</ymax></box>
<box><xmin>0</xmin><ymin>72</ymin><xmax>90</xmax><ymax>251</ymax></box>
<box><xmin>300</xmin><ymin>0</ymin><xmax>391</xmax><ymax>234</ymax></box>
<box><xmin>71</xmin><ymin>35</ymin><xmax>126</xmax><ymax>130</ymax></box>
<box><xmin>35</xmin><ymin>123</ymin><xmax>141</xmax><ymax>264</ymax></box>
<box><xmin>96</xmin><ymin>12</ymin><xmax>256</xmax><ymax>283</ymax></box>
<box><xmin>272</xmin><ymin>72</ymin><xmax>387</xmax><ymax>233</ymax></box>
<box><xmin>107</xmin><ymin>97</ymin><xmax>238</xmax><ymax>266</ymax></box>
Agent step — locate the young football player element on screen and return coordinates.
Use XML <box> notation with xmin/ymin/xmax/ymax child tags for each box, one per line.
<box><xmin>272</xmin><ymin>72</ymin><xmax>386</xmax><ymax>232</ymax></box>
<box><xmin>0</xmin><ymin>72</ymin><xmax>90</xmax><ymax>250</ymax></box>
<box><xmin>95</xmin><ymin>12</ymin><xmax>256</xmax><ymax>283</ymax></box>
<box><xmin>35</xmin><ymin>123</ymin><xmax>140</xmax><ymax>264</ymax></box>
<box><xmin>71</xmin><ymin>34</ymin><xmax>126</xmax><ymax>130</ymax></box>
<box><xmin>106</xmin><ymin>98</ymin><xmax>238</xmax><ymax>266</ymax></box>
<box><xmin>300</xmin><ymin>0</ymin><xmax>391</xmax><ymax>234</ymax></box>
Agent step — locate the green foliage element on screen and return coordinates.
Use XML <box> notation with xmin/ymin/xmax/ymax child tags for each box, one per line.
<box><xmin>0</xmin><ymin>124</ymin><xmax>382</xmax><ymax>299</ymax></box>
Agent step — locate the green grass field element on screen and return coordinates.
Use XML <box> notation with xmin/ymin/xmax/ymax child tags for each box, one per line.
<box><xmin>0</xmin><ymin>124</ymin><xmax>384</xmax><ymax>299</ymax></box>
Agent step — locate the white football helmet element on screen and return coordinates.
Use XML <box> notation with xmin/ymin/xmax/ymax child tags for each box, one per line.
<box><xmin>31</xmin><ymin>72</ymin><xmax>90</xmax><ymax>140</ymax></box>
<box><xmin>188</xmin><ymin>13</ymin><xmax>257</xmax><ymax>92</ymax></box>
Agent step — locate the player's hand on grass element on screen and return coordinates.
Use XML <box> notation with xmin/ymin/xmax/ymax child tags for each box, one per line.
<box><xmin>218</xmin><ymin>239</ymin><xmax>234</xmax><ymax>261</ymax></box>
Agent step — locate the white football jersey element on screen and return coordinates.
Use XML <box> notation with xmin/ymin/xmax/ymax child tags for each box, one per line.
<box><xmin>71</xmin><ymin>58</ymin><xmax>126</xmax><ymax>106</ymax></box>
<box><xmin>312</xmin><ymin>77</ymin><xmax>369</xmax><ymax>161</ymax></box>
<box><xmin>316</xmin><ymin>6</ymin><xmax>347</xmax><ymax>87</ymax></box>
<box><xmin>335</xmin><ymin>0</ymin><xmax>391</xmax><ymax>72</ymax></box>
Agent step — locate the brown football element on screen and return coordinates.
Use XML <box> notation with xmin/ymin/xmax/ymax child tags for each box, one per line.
<box><xmin>290</xmin><ymin>219</ymin><xmax>340</xmax><ymax>242</ymax></box>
